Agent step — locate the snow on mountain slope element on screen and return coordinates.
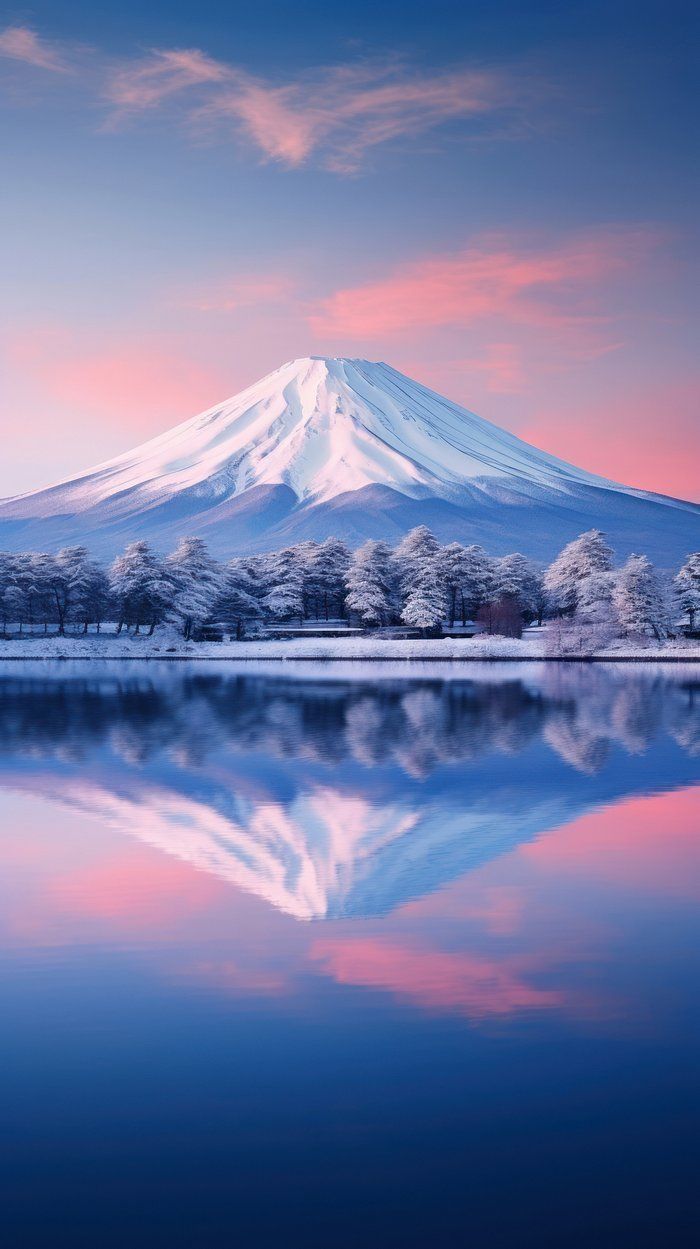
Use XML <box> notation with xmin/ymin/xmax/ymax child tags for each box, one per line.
<box><xmin>1</xmin><ymin>356</ymin><xmax>698</xmax><ymax>560</ymax></box>
<box><xmin>3</xmin><ymin>356</ymin><xmax>615</xmax><ymax>510</ymax></box>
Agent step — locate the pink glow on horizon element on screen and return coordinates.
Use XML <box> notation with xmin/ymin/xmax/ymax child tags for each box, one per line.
<box><xmin>6</xmin><ymin>328</ymin><xmax>228</xmax><ymax>436</ymax></box>
<box><xmin>522</xmin><ymin>380</ymin><xmax>700</xmax><ymax>500</ymax></box>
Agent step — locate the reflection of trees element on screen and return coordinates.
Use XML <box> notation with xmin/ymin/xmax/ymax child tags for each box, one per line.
<box><xmin>0</xmin><ymin>665</ymin><xmax>699</xmax><ymax>777</ymax></box>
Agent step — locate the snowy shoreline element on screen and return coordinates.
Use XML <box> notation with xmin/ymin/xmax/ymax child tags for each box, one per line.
<box><xmin>1</xmin><ymin>634</ymin><xmax>699</xmax><ymax>662</ymax></box>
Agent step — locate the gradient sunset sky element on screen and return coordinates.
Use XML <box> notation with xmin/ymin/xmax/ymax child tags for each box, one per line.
<box><xmin>1</xmin><ymin>0</ymin><xmax>697</xmax><ymax>498</ymax></box>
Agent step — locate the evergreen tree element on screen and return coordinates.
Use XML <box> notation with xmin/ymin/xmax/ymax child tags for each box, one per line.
<box><xmin>45</xmin><ymin>547</ymin><xmax>97</xmax><ymax>636</ymax></box>
<box><xmin>401</xmin><ymin>574</ymin><xmax>447</xmax><ymax>631</ymax></box>
<box><xmin>396</xmin><ymin>526</ymin><xmax>446</xmax><ymax>631</ymax></box>
<box><xmin>446</xmin><ymin>543</ymin><xmax>494</xmax><ymax>625</ymax></box>
<box><xmin>345</xmin><ymin>540</ymin><xmax>395</xmax><ymax>627</ymax></box>
<box><xmin>544</xmin><ymin>530</ymin><xmax>614</xmax><ymax>615</ymax></box>
<box><xmin>493</xmin><ymin>553</ymin><xmax>541</xmax><ymax>618</ymax></box>
<box><xmin>263</xmin><ymin>547</ymin><xmax>305</xmax><ymax>622</ymax></box>
<box><xmin>395</xmin><ymin>525</ymin><xmax>442</xmax><ymax>579</ymax></box>
<box><xmin>0</xmin><ymin>553</ymin><xmax>14</xmax><ymax>634</ymax></box>
<box><xmin>166</xmin><ymin>537</ymin><xmax>222</xmax><ymax>639</ymax></box>
<box><xmin>75</xmin><ymin>559</ymin><xmax>111</xmax><ymax>633</ymax></box>
<box><xmin>612</xmin><ymin>555</ymin><xmax>669</xmax><ymax>641</ymax></box>
<box><xmin>215</xmin><ymin>559</ymin><xmax>262</xmax><ymax>638</ymax></box>
<box><xmin>674</xmin><ymin>553</ymin><xmax>700</xmax><ymax>631</ymax></box>
<box><xmin>307</xmin><ymin>538</ymin><xmax>351</xmax><ymax>619</ymax></box>
<box><xmin>0</xmin><ymin>554</ymin><xmax>27</xmax><ymax>634</ymax></box>
<box><xmin>24</xmin><ymin>552</ymin><xmax>56</xmax><ymax>632</ymax></box>
<box><xmin>110</xmin><ymin>541</ymin><xmax>172</xmax><ymax>634</ymax></box>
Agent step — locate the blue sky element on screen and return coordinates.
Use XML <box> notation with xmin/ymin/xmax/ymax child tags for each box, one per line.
<box><xmin>1</xmin><ymin>0</ymin><xmax>697</xmax><ymax>496</ymax></box>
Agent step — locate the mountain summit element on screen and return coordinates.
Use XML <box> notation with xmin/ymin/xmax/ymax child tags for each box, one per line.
<box><xmin>1</xmin><ymin>356</ymin><xmax>698</xmax><ymax>561</ymax></box>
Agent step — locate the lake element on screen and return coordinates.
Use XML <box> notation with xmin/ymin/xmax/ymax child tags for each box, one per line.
<box><xmin>1</xmin><ymin>661</ymin><xmax>698</xmax><ymax>1247</ymax></box>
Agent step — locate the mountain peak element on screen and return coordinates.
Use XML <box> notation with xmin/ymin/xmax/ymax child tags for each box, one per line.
<box><xmin>1</xmin><ymin>355</ymin><xmax>698</xmax><ymax>562</ymax></box>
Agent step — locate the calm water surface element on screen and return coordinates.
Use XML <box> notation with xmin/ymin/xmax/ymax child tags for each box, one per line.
<box><xmin>1</xmin><ymin>661</ymin><xmax>698</xmax><ymax>1247</ymax></box>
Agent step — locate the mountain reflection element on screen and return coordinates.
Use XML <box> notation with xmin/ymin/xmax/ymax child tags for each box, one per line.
<box><xmin>0</xmin><ymin>663</ymin><xmax>698</xmax><ymax>919</ymax></box>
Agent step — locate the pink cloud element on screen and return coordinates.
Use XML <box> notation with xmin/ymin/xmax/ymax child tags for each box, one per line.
<box><xmin>105</xmin><ymin>46</ymin><xmax>228</xmax><ymax>114</ymax></box>
<box><xmin>2</xmin><ymin>23</ymin><xmax>530</xmax><ymax>173</ymax></box>
<box><xmin>0</xmin><ymin>24</ymin><xmax>70</xmax><ymax>73</ymax></box>
<box><xmin>203</xmin><ymin>63</ymin><xmax>514</xmax><ymax>173</ymax></box>
<box><xmin>101</xmin><ymin>48</ymin><xmax>521</xmax><ymax>172</ymax></box>
<box><xmin>310</xmin><ymin>230</ymin><xmax>654</xmax><ymax>337</ymax></box>
<box><xmin>311</xmin><ymin>936</ymin><xmax>562</xmax><ymax>1021</ymax></box>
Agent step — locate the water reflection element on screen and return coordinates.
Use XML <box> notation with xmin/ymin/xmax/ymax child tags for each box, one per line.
<box><xmin>2</xmin><ymin>663</ymin><xmax>699</xmax><ymax>1247</ymax></box>
<box><xmin>0</xmin><ymin>663</ymin><xmax>698</xmax><ymax>920</ymax></box>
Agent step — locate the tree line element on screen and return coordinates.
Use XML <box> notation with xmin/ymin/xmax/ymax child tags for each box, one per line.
<box><xmin>0</xmin><ymin>528</ymin><xmax>699</xmax><ymax>642</ymax></box>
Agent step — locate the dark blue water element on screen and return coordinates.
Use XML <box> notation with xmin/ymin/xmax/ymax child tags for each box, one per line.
<box><xmin>0</xmin><ymin>661</ymin><xmax>698</xmax><ymax>1247</ymax></box>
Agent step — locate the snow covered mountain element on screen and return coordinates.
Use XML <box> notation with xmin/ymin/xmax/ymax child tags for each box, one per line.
<box><xmin>1</xmin><ymin>356</ymin><xmax>698</xmax><ymax>561</ymax></box>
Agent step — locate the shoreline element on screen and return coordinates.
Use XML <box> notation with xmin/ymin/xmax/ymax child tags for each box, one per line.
<box><xmin>1</xmin><ymin>631</ymin><xmax>699</xmax><ymax>665</ymax></box>
<box><xmin>0</xmin><ymin>656</ymin><xmax>698</xmax><ymax>663</ymax></box>
<box><xmin>0</xmin><ymin>649</ymin><xmax>698</xmax><ymax>665</ymax></box>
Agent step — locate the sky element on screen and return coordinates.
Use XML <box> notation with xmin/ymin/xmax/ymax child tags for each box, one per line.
<box><xmin>0</xmin><ymin>0</ymin><xmax>698</xmax><ymax>499</ymax></box>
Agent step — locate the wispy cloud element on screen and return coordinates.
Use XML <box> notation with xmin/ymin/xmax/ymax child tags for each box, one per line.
<box><xmin>196</xmin><ymin>61</ymin><xmax>516</xmax><ymax>173</ymax></box>
<box><xmin>0</xmin><ymin>25</ymin><xmax>72</xmax><ymax>73</ymax></box>
<box><xmin>0</xmin><ymin>23</ymin><xmax>533</xmax><ymax>173</ymax></box>
<box><xmin>105</xmin><ymin>47</ymin><xmax>228</xmax><ymax>115</ymax></box>
<box><xmin>310</xmin><ymin>229</ymin><xmax>658</xmax><ymax>334</ymax></box>
<box><xmin>102</xmin><ymin>47</ymin><xmax>523</xmax><ymax>171</ymax></box>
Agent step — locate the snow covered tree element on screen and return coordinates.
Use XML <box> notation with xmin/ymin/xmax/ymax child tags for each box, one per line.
<box><xmin>612</xmin><ymin>554</ymin><xmax>669</xmax><ymax>641</ymax></box>
<box><xmin>395</xmin><ymin>526</ymin><xmax>441</xmax><ymax>579</ymax></box>
<box><xmin>215</xmin><ymin>559</ymin><xmax>262</xmax><ymax>638</ymax></box>
<box><xmin>263</xmin><ymin>546</ymin><xmax>305</xmax><ymax>622</ymax></box>
<box><xmin>0</xmin><ymin>554</ymin><xmax>28</xmax><ymax>634</ymax></box>
<box><xmin>43</xmin><ymin>547</ymin><xmax>99</xmax><ymax>636</ymax></box>
<box><xmin>401</xmin><ymin>573</ymin><xmax>448</xmax><ymax>632</ymax></box>
<box><xmin>21</xmin><ymin>552</ymin><xmax>55</xmax><ymax>632</ymax></box>
<box><xmin>110</xmin><ymin>541</ymin><xmax>172</xmax><ymax>635</ymax></box>
<box><xmin>544</xmin><ymin>530</ymin><xmax>614</xmax><ymax>615</ymax></box>
<box><xmin>0</xmin><ymin>553</ymin><xmax>14</xmax><ymax>634</ymax></box>
<box><xmin>442</xmin><ymin>543</ymin><xmax>495</xmax><ymax>626</ymax></box>
<box><xmin>493</xmin><ymin>553</ymin><xmax>541</xmax><ymax>618</ymax></box>
<box><xmin>52</xmin><ymin>548</ymin><xmax>111</xmax><ymax>633</ymax></box>
<box><xmin>345</xmin><ymin>540</ymin><xmax>396</xmax><ymax>627</ymax></box>
<box><xmin>166</xmin><ymin>537</ymin><xmax>222</xmax><ymax>639</ymax></box>
<box><xmin>395</xmin><ymin>526</ymin><xmax>447</xmax><ymax>632</ymax></box>
<box><xmin>74</xmin><ymin>559</ymin><xmax>111</xmax><ymax>633</ymax></box>
<box><xmin>307</xmin><ymin>538</ymin><xmax>351</xmax><ymax>620</ymax></box>
<box><xmin>574</xmin><ymin>567</ymin><xmax>618</xmax><ymax>647</ymax></box>
<box><xmin>674</xmin><ymin>552</ymin><xmax>700</xmax><ymax>632</ymax></box>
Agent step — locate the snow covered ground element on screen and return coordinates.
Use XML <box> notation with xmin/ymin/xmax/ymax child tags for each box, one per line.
<box><xmin>1</xmin><ymin>629</ymin><xmax>699</xmax><ymax>661</ymax></box>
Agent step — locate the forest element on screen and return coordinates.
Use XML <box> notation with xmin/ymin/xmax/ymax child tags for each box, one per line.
<box><xmin>1</xmin><ymin>527</ymin><xmax>699</xmax><ymax>645</ymax></box>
